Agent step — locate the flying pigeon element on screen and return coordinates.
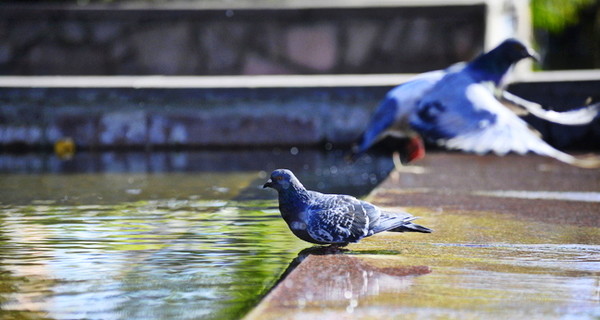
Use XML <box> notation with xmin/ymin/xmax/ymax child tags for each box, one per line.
<box><xmin>263</xmin><ymin>169</ymin><xmax>431</xmax><ymax>246</ymax></box>
<box><xmin>352</xmin><ymin>38</ymin><xmax>600</xmax><ymax>168</ymax></box>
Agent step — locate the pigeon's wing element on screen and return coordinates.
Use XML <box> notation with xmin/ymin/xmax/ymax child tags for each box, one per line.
<box><xmin>501</xmin><ymin>91</ymin><xmax>600</xmax><ymax>125</ymax></box>
<box><xmin>306</xmin><ymin>193</ymin><xmax>380</xmax><ymax>244</ymax></box>
<box><xmin>353</xmin><ymin>96</ymin><xmax>397</xmax><ymax>155</ymax></box>
<box><xmin>410</xmin><ymin>73</ymin><xmax>496</xmax><ymax>141</ymax></box>
<box><xmin>411</xmin><ymin>78</ymin><xmax>600</xmax><ymax>168</ymax></box>
<box><xmin>353</xmin><ymin>70</ymin><xmax>447</xmax><ymax>155</ymax></box>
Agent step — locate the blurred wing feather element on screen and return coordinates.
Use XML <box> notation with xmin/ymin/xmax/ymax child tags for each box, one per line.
<box><xmin>440</xmin><ymin>85</ymin><xmax>600</xmax><ymax>168</ymax></box>
<box><xmin>502</xmin><ymin>91</ymin><xmax>599</xmax><ymax>125</ymax></box>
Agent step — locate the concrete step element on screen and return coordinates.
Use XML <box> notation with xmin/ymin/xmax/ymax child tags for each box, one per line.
<box><xmin>0</xmin><ymin>74</ymin><xmax>598</xmax><ymax>151</ymax></box>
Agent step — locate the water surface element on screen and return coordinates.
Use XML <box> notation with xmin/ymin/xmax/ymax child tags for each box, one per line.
<box><xmin>0</xmin><ymin>149</ymin><xmax>394</xmax><ymax>320</ymax></box>
<box><xmin>1</xmin><ymin>199</ymin><xmax>304</xmax><ymax>320</ymax></box>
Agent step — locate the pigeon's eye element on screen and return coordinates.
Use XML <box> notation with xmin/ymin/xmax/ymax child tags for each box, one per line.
<box><xmin>512</xmin><ymin>43</ymin><xmax>525</xmax><ymax>53</ymax></box>
<box><xmin>275</xmin><ymin>176</ymin><xmax>284</xmax><ymax>181</ymax></box>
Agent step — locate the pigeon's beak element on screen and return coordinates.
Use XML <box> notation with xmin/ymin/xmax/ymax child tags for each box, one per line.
<box><xmin>263</xmin><ymin>179</ymin><xmax>273</xmax><ymax>189</ymax></box>
<box><xmin>527</xmin><ymin>48</ymin><xmax>540</xmax><ymax>62</ymax></box>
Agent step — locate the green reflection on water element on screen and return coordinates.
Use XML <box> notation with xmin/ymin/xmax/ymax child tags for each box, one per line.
<box><xmin>0</xmin><ymin>198</ymin><xmax>306</xmax><ymax>320</ymax></box>
<box><xmin>0</xmin><ymin>172</ymin><xmax>260</xmax><ymax>206</ymax></box>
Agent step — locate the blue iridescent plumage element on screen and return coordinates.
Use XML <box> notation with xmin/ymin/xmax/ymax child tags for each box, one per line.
<box><xmin>263</xmin><ymin>169</ymin><xmax>431</xmax><ymax>245</ymax></box>
<box><xmin>353</xmin><ymin>38</ymin><xmax>600</xmax><ymax>168</ymax></box>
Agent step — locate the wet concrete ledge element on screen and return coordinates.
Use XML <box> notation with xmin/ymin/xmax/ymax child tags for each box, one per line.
<box><xmin>244</xmin><ymin>153</ymin><xmax>600</xmax><ymax>319</ymax></box>
<box><xmin>0</xmin><ymin>73</ymin><xmax>599</xmax><ymax>151</ymax></box>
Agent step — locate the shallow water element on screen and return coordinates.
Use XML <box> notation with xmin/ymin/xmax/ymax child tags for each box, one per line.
<box><xmin>0</xmin><ymin>149</ymin><xmax>393</xmax><ymax>205</ymax></box>
<box><xmin>0</xmin><ymin>199</ymin><xmax>305</xmax><ymax>320</ymax></box>
<box><xmin>0</xmin><ymin>149</ymin><xmax>394</xmax><ymax>320</ymax></box>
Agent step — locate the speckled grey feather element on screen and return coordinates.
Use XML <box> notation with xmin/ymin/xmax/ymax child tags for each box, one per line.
<box><xmin>263</xmin><ymin>169</ymin><xmax>431</xmax><ymax>245</ymax></box>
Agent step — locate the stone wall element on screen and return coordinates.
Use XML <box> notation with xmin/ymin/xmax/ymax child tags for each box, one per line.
<box><xmin>0</xmin><ymin>86</ymin><xmax>389</xmax><ymax>149</ymax></box>
<box><xmin>0</xmin><ymin>4</ymin><xmax>485</xmax><ymax>75</ymax></box>
<box><xmin>0</xmin><ymin>81</ymin><xmax>598</xmax><ymax>151</ymax></box>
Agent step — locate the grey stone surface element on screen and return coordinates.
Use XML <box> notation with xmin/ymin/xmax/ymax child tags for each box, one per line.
<box><xmin>25</xmin><ymin>43</ymin><xmax>108</xmax><ymax>75</ymax></box>
<box><xmin>8</xmin><ymin>20</ymin><xmax>48</xmax><ymax>49</ymax></box>
<box><xmin>91</xmin><ymin>22</ymin><xmax>123</xmax><ymax>44</ymax></box>
<box><xmin>242</xmin><ymin>53</ymin><xmax>293</xmax><ymax>75</ymax></box>
<box><xmin>49</xmin><ymin>111</ymin><xmax>100</xmax><ymax>147</ymax></box>
<box><xmin>59</xmin><ymin>21</ymin><xmax>88</xmax><ymax>44</ymax></box>
<box><xmin>0</xmin><ymin>43</ymin><xmax>13</xmax><ymax>64</ymax></box>
<box><xmin>129</xmin><ymin>23</ymin><xmax>197</xmax><ymax>75</ymax></box>
<box><xmin>200</xmin><ymin>22</ymin><xmax>244</xmax><ymax>74</ymax></box>
<box><xmin>344</xmin><ymin>21</ymin><xmax>379</xmax><ymax>68</ymax></box>
<box><xmin>99</xmin><ymin>111</ymin><xmax>147</xmax><ymax>146</ymax></box>
<box><xmin>0</xmin><ymin>4</ymin><xmax>486</xmax><ymax>75</ymax></box>
<box><xmin>0</xmin><ymin>125</ymin><xmax>42</xmax><ymax>145</ymax></box>
<box><xmin>286</xmin><ymin>24</ymin><xmax>338</xmax><ymax>71</ymax></box>
<box><xmin>0</xmin><ymin>80</ymin><xmax>597</xmax><ymax>150</ymax></box>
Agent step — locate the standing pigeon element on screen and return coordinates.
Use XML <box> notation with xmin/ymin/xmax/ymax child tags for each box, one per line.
<box><xmin>263</xmin><ymin>169</ymin><xmax>431</xmax><ymax>246</ymax></box>
<box><xmin>353</xmin><ymin>38</ymin><xmax>600</xmax><ymax>168</ymax></box>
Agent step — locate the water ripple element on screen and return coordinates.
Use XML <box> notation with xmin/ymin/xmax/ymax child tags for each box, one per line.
<box><xmin>0</xmin><ymin>200</ymin><xmax>303</xmax><ymax>320</ymax></box>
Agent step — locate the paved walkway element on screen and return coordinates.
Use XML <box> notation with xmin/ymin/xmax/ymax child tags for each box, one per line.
<box><xmin>245</xmin><ymin>153</ymin><xmax>600</xmax><ymax>319</ymax></box>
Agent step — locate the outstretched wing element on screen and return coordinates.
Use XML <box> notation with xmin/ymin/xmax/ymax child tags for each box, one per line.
<box><xmin>501</xmin><ymin>91</ymin><xmax>599</xmax><ymax>125</ymax></box>
<box><xmin>353</xmin><ymin>97</ymin><xmax>397</xmax><ymax>155</ymax></box>
<box><xmin>306</xmin><ymin>193</ymin><xmax>380</xmax><ymax>244</ymax></box>
<box><xmin>411</xmin><ymin>77</ymin><xmax>600</xmax><ymax>168</ymax></box>
<box><xmin>353</xmin><ymin>70</ymin><xmax>447</xmax><ymax>155</ymax></box>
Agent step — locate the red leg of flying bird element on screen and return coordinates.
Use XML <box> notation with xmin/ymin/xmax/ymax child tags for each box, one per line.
<box><xmin>406</xmin><ymin>136</ymin><xmax>426</xmax><ymax>163</ymax></box>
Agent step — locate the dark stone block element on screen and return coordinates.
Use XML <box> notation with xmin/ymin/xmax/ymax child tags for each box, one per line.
<box><xmin>0</xmin><ymin>3</ymin><xmax>486</xmax><ymax>75</ymax></box>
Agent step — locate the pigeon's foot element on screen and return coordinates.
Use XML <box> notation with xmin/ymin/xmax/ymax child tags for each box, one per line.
<box><xmin>406</xmin><ymin>136</ymin><xmax>426</xmax><ymax>163</ymax></box>
<box><xmin>392</xmin><ymin>151</ymin><xmax>403</xmax><ymax>171</ymax></box>
<box><xmin>322</xmin><ymin>243</ymin><xmax>349</xmax><ymax>254</ymax></box>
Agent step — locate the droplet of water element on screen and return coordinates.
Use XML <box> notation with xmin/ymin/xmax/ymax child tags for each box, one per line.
<box><xmin>344</xmin><ymin>290</ymin><xmax>353</xmax><ymax>299</ymax></box>
<box><xmin>211</xmin><ymin>186</ymin><xmax>229</xmax><ymax>193</ymax></box>
<box><xmin>297</xmin><ymin>298</ymin><xmax>306</xmax><ymax>308</ymax></box>
<box><xmin>126</xmin><ymin>189</ymin><xmax>142</xmax><ymax>195</ymax></box>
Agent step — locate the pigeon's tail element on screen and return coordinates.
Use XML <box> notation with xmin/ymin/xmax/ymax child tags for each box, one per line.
<box><xmin>375</xmin><ymin>213</ymin><xmax>432</xmax><ymax>234</ymax></box>
<box><xmin>389</xmin><ymin>222</ymin><xmax>433</xmax><ymax>233</ymax></box>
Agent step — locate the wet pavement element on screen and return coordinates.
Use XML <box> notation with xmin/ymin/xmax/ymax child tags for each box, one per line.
<box><xmin>245</xmin><ymin>153</ymin><xmax>600</xmax><ymax>320</ymax></box>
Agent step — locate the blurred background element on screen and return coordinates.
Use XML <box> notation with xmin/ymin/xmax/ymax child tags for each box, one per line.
<box><xmin>0</xmin><ymin>2</ymin><xmax>599</xmax><ymax>320</ymax></box>
<box><xmin>0</xmin><ymin>0</ymin><xmax>598</xmax><ymax>155</ymax></box>
<box><xmin>0</xmin><ymin>0</ymin><xmax>598</xmax><ymax>75</ymax></box>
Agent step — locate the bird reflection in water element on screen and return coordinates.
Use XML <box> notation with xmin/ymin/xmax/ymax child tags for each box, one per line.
<box><xmin>268</xmin><ymin>246</ymin><xmax>431</xmax><ymax>312</ymax></box>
